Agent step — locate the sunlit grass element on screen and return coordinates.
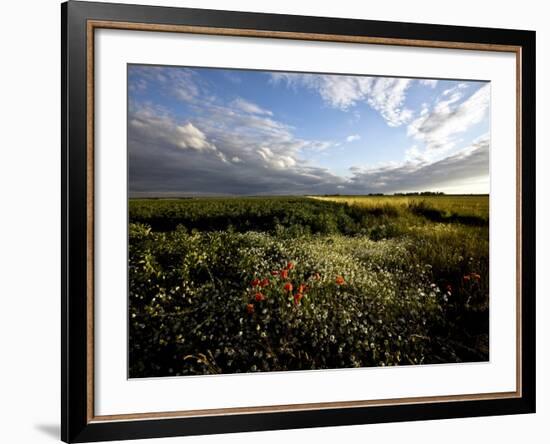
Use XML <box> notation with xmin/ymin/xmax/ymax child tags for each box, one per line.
<box><xmin>310</xmin><ymin>195</ymin><xmax>489</xmax><ymax>220</ymax></box>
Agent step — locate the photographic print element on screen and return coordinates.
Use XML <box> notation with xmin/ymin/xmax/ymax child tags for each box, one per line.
<box><xmin>128</xmin><ymin>64</ymin><xmax>490</xmax><ymax>378</ymax></box>
<box><xmin>63</xmin><ymin>5</ymin><xmax>535</xmax><ymax>440</ymax></box>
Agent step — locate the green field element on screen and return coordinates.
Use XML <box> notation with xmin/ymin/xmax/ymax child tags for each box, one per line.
<box><xmin>129</xmin><ymin>195</ymin><xmax>489</xmax><ymax>378</ymax></box>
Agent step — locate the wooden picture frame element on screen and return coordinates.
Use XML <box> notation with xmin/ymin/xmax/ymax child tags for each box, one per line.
<box><xmin>62</xmin><ymin>1</ymin><xmax>536</xmax><ymax>442</ymax></box>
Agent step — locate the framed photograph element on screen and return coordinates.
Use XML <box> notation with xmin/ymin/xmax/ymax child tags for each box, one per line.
<box><xmin>61</xmin><ymin>1</ymin><xmax>536</xmax><ymax>442</ymax></box>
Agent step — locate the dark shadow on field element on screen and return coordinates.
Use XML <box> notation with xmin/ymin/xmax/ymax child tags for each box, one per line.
<box><xmin>410</xmin><ymin>202</ymin><xmax>488</xmax><ymax>226</ymax></box>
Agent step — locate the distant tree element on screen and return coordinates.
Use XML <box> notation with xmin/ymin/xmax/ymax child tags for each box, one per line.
<box><xmin>394</xmin><ymin>191</ymin><xmax>445</xmax><ymax>196</ymax></box>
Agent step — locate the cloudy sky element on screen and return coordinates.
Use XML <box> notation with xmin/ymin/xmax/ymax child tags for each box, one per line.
<box><xmin>128</xmin><ymin>65</ymin><xmax>490</xmax><ymax>197</ymax></box>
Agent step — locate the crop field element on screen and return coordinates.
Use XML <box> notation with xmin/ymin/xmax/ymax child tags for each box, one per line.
<box><xmin>128</xmin><ymin>195</ymin><xmax>489</xmax><ymax>378</ymax></box>
<box><xmin>312</xmin><ymin>195</ymin><xmax>489</xmax><ymax>221</ymax></box>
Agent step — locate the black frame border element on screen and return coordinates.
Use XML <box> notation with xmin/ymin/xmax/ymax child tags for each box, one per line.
<box><xmin>62</xmin><ymin>1</ymin><xmax>536</xmax><ymax>442</ymax></box>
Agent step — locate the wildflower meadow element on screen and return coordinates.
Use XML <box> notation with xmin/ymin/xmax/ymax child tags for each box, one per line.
<box><xmin>128</xmin><ymin>196</ymin><xmax>489</xmax><ymax>378</ymax></box>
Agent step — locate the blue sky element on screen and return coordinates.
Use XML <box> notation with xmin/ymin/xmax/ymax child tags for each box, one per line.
<box><xmin>128</xmin><ymin>65</ymin><xmax>490</xmax><ymax>196</ymax></box>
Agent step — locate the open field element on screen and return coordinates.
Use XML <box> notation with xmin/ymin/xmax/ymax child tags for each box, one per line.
<box><xmin>312</xmin><ymin>195</ymin><xmax>489</xmax><ymax>223</ymax></box>
<box><xmin>129</xmin><ymin>195</ymin><xmax>489</xmax><ymax>378</ymax></box>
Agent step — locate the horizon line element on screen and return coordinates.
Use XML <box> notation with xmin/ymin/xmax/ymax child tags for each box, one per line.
<box><xmin>129</xmin><ymin>193</ymin><xmax>490</xmax><ymax>199</ymax></box>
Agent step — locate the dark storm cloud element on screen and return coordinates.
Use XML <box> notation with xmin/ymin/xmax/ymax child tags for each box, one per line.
<box><xmin>128</xmin><ymin>98</ymin><xmax>346</xmax><ymax>196</ymax></box>
<box><xmin>345</xmin><ymin>137</ymin><xmax>489</xmax><ymax>194</ymax></box>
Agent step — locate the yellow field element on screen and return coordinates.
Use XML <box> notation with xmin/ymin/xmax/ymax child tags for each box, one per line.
<box><xmin>310</xmin><ymin>195</ymin><xmax>489</xmax><ymax>219</ymax></box>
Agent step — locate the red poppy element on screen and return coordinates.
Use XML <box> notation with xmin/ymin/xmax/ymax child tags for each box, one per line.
<box><xmin>463</xmin><ymin>275</ymin><xmax>471</xmax><ymax>282</ymax></box>
<box><xmin>286</xmin><ymin>262</ymin><xmax>294</xmax><ymax>270</ymax></box>
<box><xmin>255</xmin><ymin>292</ymin><xmax>266</xmax><ymax>302</ymax></box>
<box><xmin>270</xmin><ymin>270</ymin><xmax>279</xmax><ymax>276</ymax></box>
<box><xmin>294</xmin><ymin>293</ymin><xmax>303</xmax><ymax>305</ymax></box>
<box><xmin>260</xmin><ymin>278</ymin><xmax>270</xmax><ymax>288</ymax></box>
<box><xmin>298</xmin><ymin>283</ymin><xmax>308</xmax><ymax>293</ymax></box>
<box><xmin>335</xmin><ymin>276</ymin><xmax>345</xmax><ymax>285</ymax></box>
<box><xmin>250</xmin><ymin>278</ymin><xmax>260</xmax><ymax>287</ymax></box>
<box><xmin>284</xmin><ymin>282</ymin><xmax>293</xmax><ymax>292</ymax></box>
<box><xmin>281</xmin><ymin>269</ymin><xmax>289</xmax><ymax>280</ymax></box>
<box><xmin>246</xmin><ymin>303</ymin><xmax>254</xmax><ymax>314</ymax></box>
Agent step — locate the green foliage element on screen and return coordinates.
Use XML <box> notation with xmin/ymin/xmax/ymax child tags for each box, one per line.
<box><xmin>130</xmin><ymin>197</ymin><xmax>360</xmax><ymax>234</ymax></box>
<box><xmin>128</xmin><ymin>196</ymin><xmax>489</xmax><ymax>377</ymax></box>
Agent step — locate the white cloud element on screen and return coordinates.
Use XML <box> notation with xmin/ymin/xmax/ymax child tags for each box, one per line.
<box><xmin>271</xmin><ymin>73</ymin><xmax>413</xmax><ymax>127</ymax></box>
<box><xmin>130</xmin><ymin>66</ymin><xmax>203</xmax><ymax>103</ymax></box>
<box><xmin>346</xmin><ymin>134</ymin><xmax>361</xmax><ymax>143</ymax></box>
<box><xmin>129</xmin><ymin>78</ymin><xmax>147</xmax><ymax>92</ymax></box>
<box><xmin>231</xmin><ymin>156</ymin><xmax>242</xmax><ymax>163</ymax></box>
<box><xmin>223</xmin><ymin>72</ymin><xmax>242</xmax><ymax>84</ymax></box>
<box><xmin>231</xmin><ymin>98</ymin><xmax>273</xmax><ymax>116</ymax></box>
<box><xmin>407</xmin><ymin>84</ymin><xmax>490</xmax><ymax>151</ymax></box>
<box><xmin>128</xmin><ymin>105</ymin><xmax>223</xmax><ymax>162</ymax></box>
<box><xmin>442</xmin><ymin>82</ymin><xmax>468</xmax><ymax>97</ymax></box>
<box><xmin>163</xmin><ymin>69</ymin><xmax>200</xmax><ymax>103</ymax></box>
<box><xmin>304</xmin><ymin>141</ymin><xmax>333</xmax><ymax>152</ymax></box>
<box><xmin>419</xmin><ymin>79</ymin><xmax>438</xmax><ymax>88</ymax></box>
<box><xmin>176</xmin><ymin>122</ymin><xmax>216</xmax><ymax>151</ymax></box>
<box><xmin>367</xmin><ymin>78</ymin><xmax>413</xmax><ymax>127</ymax></box>
<box><xmin>404</xmin><ymin>146</ymin><xmax>428</xmax><ymax>164</ymax></box>
<box><xmin>257</xmin><ymin>146</ymin><xmax>297</xmax><ymax>169</ymax></box>
<box><xmin>216</xmin><ymin>151</ymin><xmax>228</xmax><ymax>163</ymax></box>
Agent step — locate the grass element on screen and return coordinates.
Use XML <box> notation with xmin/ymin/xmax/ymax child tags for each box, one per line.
<box><xmin>312</xmin><ymin>195</ymin><xmax>488</xmax><ymax>221</ymax></box>
<box><xmin>128</xmin><ymin>195</ymin><xmax>489</xmax><ymax>378</ymax></box>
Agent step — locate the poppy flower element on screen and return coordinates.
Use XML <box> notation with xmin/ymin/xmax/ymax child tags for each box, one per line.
<box><xmin>284</xmin><ymin>282</ymin><xmax>293</xmax><ymax>292</ymax></box>
<box><xmin>463</xmin><ymin>275</ymin><xmax>471</xmax><ymax>282</ymax></box>
<box><xmin>255</xmin><ymin>292</ymin><xmax>266</xmax><ymax>302</ymax></box>
<box><xmin>250</xmin><ymin>278</ymin><xmax>260</xmax><ymax>287</ymax></box>
<box><xmin>294</xmin><ymin>293</ymin><xmax>303</xmax><ymax>305</ymax></box>
<box><xmin>298</xmin><ymin>283</ymin><xmax>308</xmax><ymax>293</ymax></box>
<box><xmin>335</xmin><ymin>276</ymin><xmax>345</xmax><ymax>285</ymax></box>
<box><xmin>246</xmin><ymin>303</ymin><xmax>254</xmax><ymax>314</ymax></box>
<box><xmin>281</xmin><ymin>269</ymin><xmax>289</xmax><ymax>280</ymax></box>
<box><xmin>286</xmin><ymin>262</ymin><xmax>294</xmax><ymax>270</ymax></box>
<box><xmin>270</xmin><ymin>270</ymin><xmax>279</xmax><ymax>276</ymax></box>
<box><xmin>260</xmin><ymin>278</ymin><xmax>270</xmax><ymax>288</ymax></box>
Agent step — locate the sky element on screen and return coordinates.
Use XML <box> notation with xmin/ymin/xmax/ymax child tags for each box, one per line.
<box><xmin>128</xmin><ymin>64</ymin><xmax>490</xmax><ymax>197</ymax></box>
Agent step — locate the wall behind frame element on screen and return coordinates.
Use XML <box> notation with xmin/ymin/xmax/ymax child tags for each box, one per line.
<box><xmin>0</xmin><ymin>0</ymin><xmax>546</xmax><ymax>443</ymax></box>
